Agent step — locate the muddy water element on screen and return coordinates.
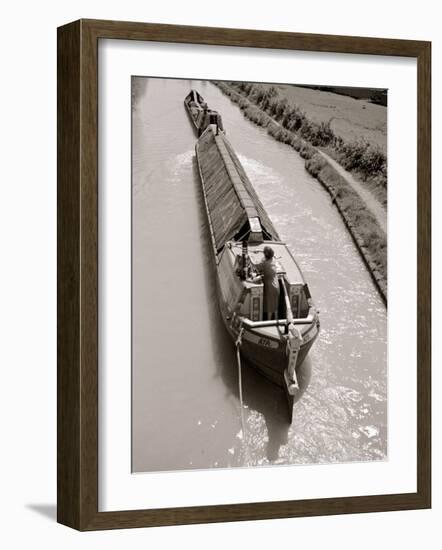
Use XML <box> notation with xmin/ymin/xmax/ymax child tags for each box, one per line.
<box><xmin>132</xmin><ymin>78</ymin><xmax>387</xmax><ymax>472</ymax></box>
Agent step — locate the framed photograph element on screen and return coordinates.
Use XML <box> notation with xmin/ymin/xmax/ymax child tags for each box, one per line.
<box><xmin>57</xmin><ymin>19</ymin><xmax>431</xmax><ymax>530</ymax></box>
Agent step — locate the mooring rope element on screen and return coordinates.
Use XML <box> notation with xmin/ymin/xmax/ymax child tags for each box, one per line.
<box><xmin>235</xmin><ymin>326</ymin><xmax>247</xmax><ymax>447</ymax></box>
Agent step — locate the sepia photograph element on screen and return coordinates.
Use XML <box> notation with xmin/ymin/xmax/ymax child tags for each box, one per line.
<box><xmin>131</xmin><ymin>76</ymin><xmax>388</xmax><ymax>474</ymax></box>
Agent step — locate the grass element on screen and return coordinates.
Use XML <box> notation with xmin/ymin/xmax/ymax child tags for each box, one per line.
<box><xmin>219</xmin><ymin>80</ymin><xmax>387</xmax><ymax>206</ymax></box>
<box><xmin>214</xmin><ymin>80</ymin><xmax>387</xmax><ymax>303</ymax></box>
<box><xmin>258</xmin><ymin>83</ymin><xmax>387</xmax><ymax>150</ymax></box>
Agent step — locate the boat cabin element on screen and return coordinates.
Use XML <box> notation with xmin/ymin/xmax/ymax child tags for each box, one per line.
<box><xmin>200</xmin><ymin>109</ymin><xmax>224</xmax><ymax>134</ymax></box>
<box><xmin>218</xmin><ymin>240</ymin><xmax>311</xmax><ymax>325</ymax></box>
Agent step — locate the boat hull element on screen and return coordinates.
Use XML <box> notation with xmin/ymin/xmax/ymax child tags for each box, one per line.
<box><xmin>237</xmin><ymin>329</ymin><xmax>316</xmax><ymax>387</ymax></box>
<box><xmin>216</xmin><ymin>274</ymin><xmax>318</xmax><ymax>389</ymax></box>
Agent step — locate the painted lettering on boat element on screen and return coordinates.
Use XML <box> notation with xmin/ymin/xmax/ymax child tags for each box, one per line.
<box><xmin>259</xmin><ymin>337</ymin><xmax>273</xmax><ymax>348</ymax></box>
<box><xmin>244</xmin><ymin>331</ymin><xmax>279</xmax><ymax>349</ymax></box>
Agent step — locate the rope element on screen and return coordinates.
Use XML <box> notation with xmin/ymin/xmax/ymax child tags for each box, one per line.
<box><xmin>235</xmin><ymin>326</ymin><xmax>247</xmax><ymax>446</ymax></box>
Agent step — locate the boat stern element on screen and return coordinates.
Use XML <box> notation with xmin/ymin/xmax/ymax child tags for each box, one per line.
<box><xmin>229</xmin><ymin>308</ymin><xmax>320</xmax><ymax>389</ymax></box>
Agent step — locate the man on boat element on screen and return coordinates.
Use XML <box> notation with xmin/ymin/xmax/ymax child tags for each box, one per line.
<box><xmin>256</xmin><ymin>246</ymin><xmax>280</xmax><ymax>321</ymax></box>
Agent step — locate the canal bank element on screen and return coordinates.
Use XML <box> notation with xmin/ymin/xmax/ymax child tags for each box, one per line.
<box><xmin>213</xmin><ymin>81</ymin><xmax>387</xmax><ymax>305</ymax></box>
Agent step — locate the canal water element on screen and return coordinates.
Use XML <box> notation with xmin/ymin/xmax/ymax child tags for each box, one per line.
<box><xmin>132</xmin><ymin>78</ymin><xmax>387</xmax><ymax>473</ymax></box>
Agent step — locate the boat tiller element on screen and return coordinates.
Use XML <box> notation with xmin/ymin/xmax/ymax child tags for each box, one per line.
<box><xmin>280</xmin><ymin>275</ymin><xmax>303</xmax><ymax>395</ymax></box>
<box><xmin>284</xmin><ymin>324</ymin><xmax>303</xmax><ymax>395</ymax></box>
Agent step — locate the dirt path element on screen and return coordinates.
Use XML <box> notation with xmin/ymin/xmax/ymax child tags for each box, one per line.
<box><xmin>317</xmin><ymin>150</ymin><xmax>387</xmax><ymax>234</ymax></box>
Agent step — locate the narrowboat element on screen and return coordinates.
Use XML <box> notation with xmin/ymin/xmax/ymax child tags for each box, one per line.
<box><xmin>184</xmin><ymin>89</ymin><xmax>224</xmax><ymax>136</ymax></box>
<box><xmin>189</xmin><ymin>94</ymin><xmax>320</xmax><ymax>420</ymax></box>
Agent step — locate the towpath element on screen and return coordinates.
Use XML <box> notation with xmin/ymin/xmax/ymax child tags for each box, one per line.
<box><xmin>317</xmin><ymin>150</ymin><xmax>387</xmax><ymax>234</ymax></box>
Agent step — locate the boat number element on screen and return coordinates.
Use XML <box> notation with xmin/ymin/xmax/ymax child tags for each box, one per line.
<box><xmin>243</xmin><ymin>332</ymin><xmax>278</xmax><ymax>348</ymax></box>
<box><xmin>258</xmin><ymin>337</ymin><xmax>272</xmax><ymax>348</ymax></box>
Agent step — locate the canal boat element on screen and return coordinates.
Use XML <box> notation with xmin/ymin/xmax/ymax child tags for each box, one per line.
<box><xmin>184</xmin><ymin>89</ymin><xmax>224</xmax><ymax>136</ymax></box>
<box><xmin>190</xmin><ymin>95</ymin><xmax>320</xmax><ymax>420</ymax></box>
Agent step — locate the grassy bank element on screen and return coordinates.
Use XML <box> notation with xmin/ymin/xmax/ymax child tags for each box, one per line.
<box><xmin>219</xmin><ymin>81</ymin><xmax>387</xmax><ymax>207</ymax></box>
<box><xmin>213</xmin><ymin>80</ymin><xmax>387</xmax><ymax>304</ymax></box>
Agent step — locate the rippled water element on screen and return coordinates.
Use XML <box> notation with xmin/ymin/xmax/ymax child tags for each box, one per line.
<box><xmin>132</xmin><ymin>78</ymin><xmax>387</xmax><ymax>472</ymax></box>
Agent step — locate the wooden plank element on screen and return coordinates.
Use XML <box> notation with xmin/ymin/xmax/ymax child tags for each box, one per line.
<box><xmin>57</xmin><ymin>20</ymin><xmax>81</xmax><ymax>530</ymax></box>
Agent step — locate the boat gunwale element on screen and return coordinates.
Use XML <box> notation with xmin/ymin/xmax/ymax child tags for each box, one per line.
<box><xmin>184</xmin><ymin>98</ymin><xmax>201</xmax><ymax>131</ymax></box>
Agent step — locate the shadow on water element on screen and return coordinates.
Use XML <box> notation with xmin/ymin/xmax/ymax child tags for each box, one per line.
<box><xmin>192</xmin><ymin>159</ymin><xmax>312</xmax><ymax>463</ymax></box>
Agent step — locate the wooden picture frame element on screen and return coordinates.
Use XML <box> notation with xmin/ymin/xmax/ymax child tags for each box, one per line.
<box><xmin>57</xmin><ymin>18</ymin><xmax>431</xmax><ymax>530</ymax></box>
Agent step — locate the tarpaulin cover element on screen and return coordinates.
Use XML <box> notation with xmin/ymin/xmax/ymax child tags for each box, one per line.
<box><xmin>196</xmin><ymin>128</ymin><xmax>279</xmax><ymax>251</ymax></box>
